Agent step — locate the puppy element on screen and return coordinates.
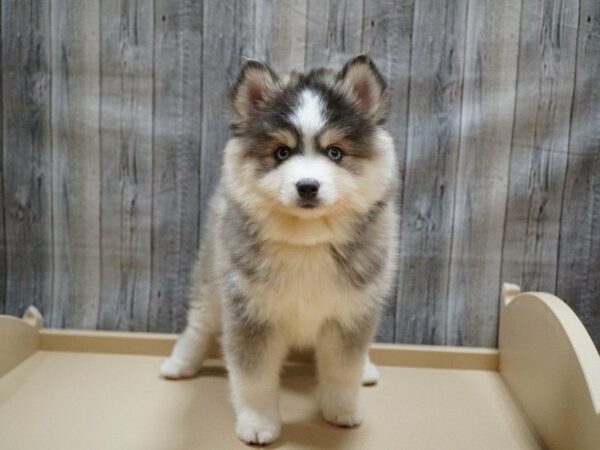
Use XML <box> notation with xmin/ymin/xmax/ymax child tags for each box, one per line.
<box><xmin>160</xmin><ymin>55</ymin><xmax>399</xmax><ymax>445</ymax></box>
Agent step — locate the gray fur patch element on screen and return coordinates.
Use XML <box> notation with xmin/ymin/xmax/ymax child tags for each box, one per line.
<box><xmin>222</xmin><ymin>204</ymin><xmax>266</xmax><ymax>282</ymax></box>
<box><xmin>222</xmin><ymin>289</ymin><xmax>272</xmax><ymax>375</ymax></box>
<box><xmin>329</xmin><ymin>199</ymin><xmax>390</xmax><ymax>289</ymax></box>
<box><xmin>322</xmin><ymin>313</ymin><xmax>378</xmax><ymax>356</ymax></box>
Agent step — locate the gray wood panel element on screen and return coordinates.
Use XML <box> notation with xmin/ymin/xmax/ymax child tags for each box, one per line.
<box><xmin>255</xmin><ymin>0</ymin><xmax>307</xmax><ymax>70</ymax></box>
<box><xmin>395</xmin><ymin>0</ymin><xmax>467</xmax><ymax>345</ymax></box>
<box><xmin>0</xmin><ymin>0</ymin><xmax>4</xmax><ymax>314</ymax></box>
<box><xmin>557</xmin><ymin>0</ymin><xmax>600</xmax><ymax>346</ymax></box>
<box><xmin>149</xmin><ymin>1</ymin><xmax>203</xmax><ymax>333</ymax></box>
<box><xmin>199</xmin><ymin>0</ymin><xmax>255</xmax><ymax>234</ymax></box>
<box><xmin>50</xmin><ymin>0</ymin><xmax>101</xmax><ymax>329</ymax></box>
<box><xmin>97</xmin><ymin>0</ymin><xmax>154</xmax><ymax>331</ymax></box>
<box><xmin>305</xmin><ymin>0</ymin><xmax>364</xmax><ymax>68</ymax></box>
<box><xmin>447</xmin><ymin>0</ymin><xmax>521</xmax><ymax>347</ymax></box>
<box><xmin>1</xmin><ymin>0</ymin><xmax>52</xmax><ymax>320</ymax></box>
<box><xmin>501</xmin><ymin>0</ymin><xmax>578</xmax><ymax>294</ymax></box>
<box><xmin>0</xmin><ymin>0</ymin><xmax>598</xmax><ymax>349</ymax></box>
<box><xmin>362</xmin><ymin>0</ymin><xmax>414</xmax><ymax>343</ymax></box>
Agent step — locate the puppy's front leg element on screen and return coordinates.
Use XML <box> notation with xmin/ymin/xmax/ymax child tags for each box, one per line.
<box><xmin>316</xmin><ymin>320</ymin><xmax>373</xmax><ymax>427</ymax></box>
<box><xmin>223</xmin><ymin>301</ymin><xmax>287</xmax><ymax>445</ymax></box>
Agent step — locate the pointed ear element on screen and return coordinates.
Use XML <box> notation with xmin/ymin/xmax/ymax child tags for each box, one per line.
<box><xmin>337</xmin><ymin>55</ymin><xmax>388</xmax><ymax>123</ymax></box>
<box><xmin>230</xmin><ymin>60</ymin><xmax>279</xmax><ymax>120</ymax></box>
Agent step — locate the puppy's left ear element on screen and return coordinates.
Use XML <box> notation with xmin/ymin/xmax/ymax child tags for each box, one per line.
<box><xmin>230</xmin><ymin>60</ymin><xmax>279</xmax><ymax>121</ymax></box>
<box><xmin>337</xmin><ymin>55</ymin><xmax>389</xmax><ymax>123</ymax></box>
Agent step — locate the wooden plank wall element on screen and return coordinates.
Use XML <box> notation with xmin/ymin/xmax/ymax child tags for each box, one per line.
<box><xmin>1</xmin><ymin>1</ymin><xmax>53</xmax><ymax>322</ymax></box>
<box><xmin>0</xmin><ymin>0</ymin><xmax>598</xmax><ymax>348</ymax></box>
<box><xmin>448</xmin><ymin>0</ymin><xmax>521</xmax><ymax>346</ymax></box>
<box><xmin>98</xmin><ymin>0</ymin><xmax>153</xmax><ymax>331</ymax></box>
<box><xmin>557</xmin><ymin>0</ymin><xmax>600</xmax><ymax>345</ymax></box>
<box><xmin>0</xmin><ymin>0</ymin><xmax>4</xmax><ymax>316</ymax></box>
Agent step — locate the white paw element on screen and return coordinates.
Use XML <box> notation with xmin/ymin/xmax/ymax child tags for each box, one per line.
<box><xmin>235</xmin><ymin>410</ymin><xmax>281</xmax><ymax>445</ymax></box>
<box><xmin>160</xmin><ymin>357</ymin><xmax>201</xmax><ymax>379</ymax></box>
<box><xmin>320</xmin><ymin>385</ymin><xmax>364</xmax><ymax>427</ymax></box>
<box><xmin>362</xmin><ymin>360</ymin><xmax>380</xmax><ymax>385</ymax></box>
<box><xmin>322</xmin><ymin>404</ymin><xmax>364</xmax><ymax>427</ymax></box>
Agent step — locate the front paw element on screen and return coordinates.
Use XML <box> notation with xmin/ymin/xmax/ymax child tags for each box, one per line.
<box><xmin>160</xmin><ymin>357</ymin><xmax>201</xmax><ymax>379</ymax></box>
<box><xmin>235</xmin><ymin>409</ymin><xmax>281</xmax><ymax>445</ymax></box>
<box><xmin>322</xmin><ymin>404</ymin><xmax>364</xmax><ymax>427</ymax></box>
<box><xmin>320</xmin><ymin>386</ymin><xmax>364</xmax><ymax>427</ymax></box>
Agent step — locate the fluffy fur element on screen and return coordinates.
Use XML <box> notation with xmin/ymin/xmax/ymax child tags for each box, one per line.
<box><xmin>161</xmin><ymin>55</ymin><xmax>399</xmax><ymax>445</ymax></box>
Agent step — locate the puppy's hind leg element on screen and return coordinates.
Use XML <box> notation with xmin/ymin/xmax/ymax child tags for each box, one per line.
<box><xmin>160</xmin><ymin>284</ymin><xmax>220</xmax><ymax>379</ymax></box>
<box><xmin>362</xmin><ymin>354</ymin><xmax>380</xmax><ymax>386</ymax></box>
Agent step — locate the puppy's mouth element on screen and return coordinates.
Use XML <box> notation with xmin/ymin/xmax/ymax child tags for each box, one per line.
<box><xmin>297</xmin><ymin>199</ymin><xmax>320</xmax><ymax>209</ymax></box>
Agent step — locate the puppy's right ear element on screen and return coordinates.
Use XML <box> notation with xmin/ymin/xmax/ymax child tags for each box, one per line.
<box><xmin>230</xmin><ymin>60</ymin><xmax>279</xmax><ymax>121</ymax></box>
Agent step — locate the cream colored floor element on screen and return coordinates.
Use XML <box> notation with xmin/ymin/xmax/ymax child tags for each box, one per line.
<box><xmin>0</xmin><ymin>351</ymin><xmax>542</xmax><ymax>450</ymax></box>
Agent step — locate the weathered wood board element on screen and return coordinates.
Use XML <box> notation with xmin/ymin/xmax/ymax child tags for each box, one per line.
<box><xmin>97</xmin><ymin>0</ymin><xmax>154</xmax><ymax>331</ymax></box>
<box><xmin>0</xmin><ymin>0</ymin><xmax>4</xmax><ymax>314</ymax></box>
<box><xmin>1</xmin><ymin>0</ymin><xmax>53</xmax><ymax>321</ymax></box>
<box><xmin>557</xmin><ymin>0</ymin><xmax>600</xmax><ymax>347</ymax></box>
<box><xmin>49</xmin><ymin>0</ymin><xmax>101</xmax><ymax>329</ymax></box>
<box><xmin>394</xmin><ymin>0</ymin><xmax>467</xmax><ymax>345</ymax></box>
<box><xmin>447</xmin><ymin>0</ymin><xmax>521</xmax><ymax>347</ymax></box>
<box><xmin>501</xmin><ymin>0</ymin><xmax>579</xmax><ymax>297</ymax></box>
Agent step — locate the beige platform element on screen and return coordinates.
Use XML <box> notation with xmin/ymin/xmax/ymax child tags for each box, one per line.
<box><xmin>1</xmin><ymin>284</ymin><xmax>599</xmax><ymax>450</ymax></box>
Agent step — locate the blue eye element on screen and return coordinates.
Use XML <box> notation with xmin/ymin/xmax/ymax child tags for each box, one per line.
<box><xmin>275</xmin><ymin>146</ymin><xmax>291</xmax><ymax>161</ymax></box>
<box><xmin>327</xmin><ymin>146</ymin><xmax>343</xmax><ymax>161</ymax></box>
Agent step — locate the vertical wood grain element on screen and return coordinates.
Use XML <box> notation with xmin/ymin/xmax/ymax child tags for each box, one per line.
<box><xmin>394</xmin><ymin>0</ymin><xmax>467</xmax><ymax>345</ymax></box>
<box><xmin>557</xmin><ymin>0</ymin><xmax>600</xmax><ymax>347</ymax></box>
<box><xmin>97</xmin><ymin>0</ymin><xmax>153</xmax><ymax>330</ymax></box>
<box><xmin>149</xmin><ymin>1</ymin><xmax>203</xmax><ymax>333</ymax></box>
<box><xmin>0</xmin><ymin>0</ymin><xmax>5</xmax><ymax>314</ymax></box>
<box><xmin>199</xmin><ymin>0</ymin><xmax>255</xmax><ymax>234</ymax></box>
<box><xmin>305</xmin><ymin>0</ymin><xmax>363</xmax><ymax>68</ymax></box>
<box><xmin>254</xmin><ymin>0</ymin><xmax>307</xmax><ymax>70</ymax></box>
<box><xmin>362</xmin><ymin>0</ymin><xmax>414</xmax><ymax>342</ymax></box>
<box><xmin>501</xmin><ymin>0</ymin><xmax>579</xmax><ymax>295</ymax></box>
<box><xmin>50</xmin><ymin>0</ymin><xmax>101</xmax><ymax>329</ymax></box>
<box><xmin>447</xmin><ymin>0</ymin><xmax>522</xmax><ymax>347</ymax></box>
<box><xmin>1</xmin><ymin>0</ymin><xmax>52</xmax><ymax>319</ymax></box>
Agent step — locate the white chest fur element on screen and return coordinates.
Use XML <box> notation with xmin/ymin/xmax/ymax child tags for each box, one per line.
<box><xmin>242</xmin><ymin>242</ymin><xmax>373</xmax><ymax>348</ymax></box>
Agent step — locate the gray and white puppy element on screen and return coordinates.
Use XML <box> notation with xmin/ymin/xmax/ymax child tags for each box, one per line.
<box><xmin>161</xmin><ymin>55</ymin><xmax>399</xmax><ymax>445</ymax></box>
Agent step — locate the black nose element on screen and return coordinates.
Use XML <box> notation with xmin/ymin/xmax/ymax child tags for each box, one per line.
<box><xmin>296</xmin><ymin>179</ymin><xmax>320</xmax><ymax>200</ymax></box>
